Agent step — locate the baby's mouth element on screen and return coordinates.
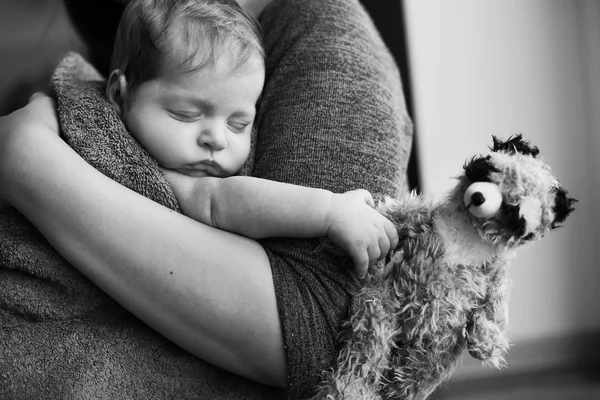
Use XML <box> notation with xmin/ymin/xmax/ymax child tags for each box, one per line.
<box><xmin>187</xmin><ymin>160</ymin><xmax>223</xmax><ymax>176</ymax></box>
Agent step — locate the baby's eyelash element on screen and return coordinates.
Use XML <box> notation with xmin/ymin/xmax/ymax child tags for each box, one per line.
<box><xmin>169</xmin><ymin>111</ymin><xmax>201</xmax><ymax>122</ymax></box>
<box><xmin>228</xmin><ymin>121</ymin><xmax>251</xmax><ymax>133</ymax></box>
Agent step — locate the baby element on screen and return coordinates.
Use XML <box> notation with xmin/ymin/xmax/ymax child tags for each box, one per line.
<box><xmin>105</xmin><ymin>0</ymin><xmax>398</xmax><ymax>275</ymax></box>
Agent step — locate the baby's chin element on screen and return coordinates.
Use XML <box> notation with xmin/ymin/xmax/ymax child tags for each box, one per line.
<box><xmin>172</xmin><ymin>167</ymin><xmax>231</xmax><ymax>178</ymax></box>
<box><xmin>176</xmin><ymin>169</ymin><xmax>211</xmax><ymax>178</ymax></box>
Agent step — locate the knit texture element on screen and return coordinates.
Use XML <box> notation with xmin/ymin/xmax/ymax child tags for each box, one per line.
<box><xmin>256</xmin><ymin>0</ymin><xmax>412</xmax><ymax>398</ymax></box>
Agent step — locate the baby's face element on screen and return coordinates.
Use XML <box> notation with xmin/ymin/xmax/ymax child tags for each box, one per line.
<box><xmin>121</xmin><ymin>56</ymin><xmax>264</xmax><ymax>177</ymax></box>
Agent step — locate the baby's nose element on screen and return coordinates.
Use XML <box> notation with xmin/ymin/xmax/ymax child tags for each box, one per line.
<box><xmin>198</xmin><ymin>127</ymin><xmax>227</xmax><ymax>150</ymax></box>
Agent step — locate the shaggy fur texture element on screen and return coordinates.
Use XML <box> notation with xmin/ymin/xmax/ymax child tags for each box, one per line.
<box><xmin>314</xmin><ymin>135</ymin><xmax>577</xmax><ymax>400</ymax></box>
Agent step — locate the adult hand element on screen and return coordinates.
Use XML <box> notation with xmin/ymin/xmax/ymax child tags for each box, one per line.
<box><xmin>0</xmin><ymin>92</ymin><xmax>60</xmax><ymax>201</ymax></box>
<box><xmin>325</xmin><ymin>189</ymin><xmax>399</xmax><ymax>279</ymax></box>
<box><xmin>0</xmin><ymin>92</ymin><xmax>59</xmax><ymax>142</ymax></box>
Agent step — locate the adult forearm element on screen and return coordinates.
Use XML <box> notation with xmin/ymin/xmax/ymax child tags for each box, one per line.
<box><xmin>0</xmin><ymin>124</ymin><xmax>287</xmax><ymax>386</ymax></box>
<box><xmin>235</xmin><ymin>0</ymin><xmax>274</xmax><ymax>17</ymax></box>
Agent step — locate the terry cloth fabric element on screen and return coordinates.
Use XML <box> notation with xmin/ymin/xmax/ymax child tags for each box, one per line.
<box><xmin>256</xmin><ymin>0</ymin><xmax>412</xmax><ymax>398</ymax></box>
<box><xmin>0</xmin><ymin>53</ymin><xmax>282</xmax><ymax>399</ymax></box>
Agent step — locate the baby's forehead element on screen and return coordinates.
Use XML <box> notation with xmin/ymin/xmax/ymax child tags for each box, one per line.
<box><xmin>160</xmin><ymin>22</ymin><xmax>265</xmax><ymax>74</ymax></box>
<box><xmin>158</xmin><ymin>45</ymin><xmax>264</xmax><ymax>82</ymax></box>
<box><xmin>153</xmin><ymin>60</ymin><xmax>264</xmax><ymax>102</ymax></box>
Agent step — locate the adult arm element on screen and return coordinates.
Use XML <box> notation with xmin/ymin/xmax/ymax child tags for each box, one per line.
<box><xmin>0</xmin><ymin>94</ymin><xmax>287</xmax><ymax>387</ymax></box>
<box><xmin>162</xmin><ymin>172</ymin><xmax>398</xmax><ymax>274</ymax></box>
<box><xmin>235</xmin><ymin>0</ymin><xmax>274</xmax><ymax>18</ymax></box>
<box><xmin>249</xmin><ymin>1</ymin><xmax>413</xmax><ymax>396</ymax></box>
<box><xmin>108</xmin><ymin>0</ymin><xmax>274</xmax><ymax>18</ymax></box>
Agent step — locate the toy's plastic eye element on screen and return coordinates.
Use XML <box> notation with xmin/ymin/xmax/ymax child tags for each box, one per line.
<box><xmin>464</xmin><ymin>182</ymin><xmax>502</xmax><ymax>218</ymax></box>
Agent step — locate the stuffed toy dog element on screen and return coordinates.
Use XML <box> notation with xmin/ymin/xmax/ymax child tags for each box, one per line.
<box><xmin>315</xmin><ymin>135</ymin><xmax>577</xmax><ymax>400</ymax></box>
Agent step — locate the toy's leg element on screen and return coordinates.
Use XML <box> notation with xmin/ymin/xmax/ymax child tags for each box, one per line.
<box><xmin>314</xmin><ymin>281</ymin><xmax>395</xmax><ymax>400</ymax></box>
<box><xmin>387</xmin><ymin>303</ymin><xmax>465</xmax><ymax>400</ymax></box>
<box><xmin>466</xmin><ymin>261</ymin><xmax>510</xmax><ymax>367</ymax></box>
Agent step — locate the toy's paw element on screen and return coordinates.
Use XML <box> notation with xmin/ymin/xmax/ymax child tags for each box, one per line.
<box><xmin>466</xmin><ymin>316</ymin><xmax>509</xmax><ymax>368</ymax></box>
<box><xmin>468</xmin><ymin>344</ymin><xmax>506</xmax><ymax>369</ymax></box>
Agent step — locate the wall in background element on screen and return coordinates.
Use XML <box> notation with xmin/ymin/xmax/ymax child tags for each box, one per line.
<box><xmin>0</xmin><ymin>0</ymin><xmax>87</xmax><ymax>116</ymax></box>
<box><xmin>403</xmin><ymin>0</ymin><xmax>600</xmax><ymax>376</ymax></box>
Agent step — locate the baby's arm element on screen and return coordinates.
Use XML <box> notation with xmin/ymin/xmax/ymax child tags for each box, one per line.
<box><xmin>163</xmin><ymin>171</ymin><xmax>398</xmax><ymax>275</ymax></box>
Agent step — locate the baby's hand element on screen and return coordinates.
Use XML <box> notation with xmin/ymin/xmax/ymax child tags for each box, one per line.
<box><xmin>325</xmin><ymin>189</ymin><xmax>398</xmax><ymax>278</ymax></box>
<box><xmin>161</xmin><ymin>168</ymin><xmax>194</xmax><ymax>204</ymax></box>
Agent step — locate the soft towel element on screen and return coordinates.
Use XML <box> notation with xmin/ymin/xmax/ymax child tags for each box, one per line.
<box><xmin>0</xmin><ymin>52</ymin><xmax>282</xmax><ymax>400</ymax></box>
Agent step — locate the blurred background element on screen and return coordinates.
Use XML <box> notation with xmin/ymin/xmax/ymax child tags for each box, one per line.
<box><xmin>401</xmin><ymin>1</ymin><xmax>600</xmax><ymax>399</ymax></box>
<box><xmin>1</xmin><ymin>0</ymin><xmax>599</xmax><ymax>398</ymax></box>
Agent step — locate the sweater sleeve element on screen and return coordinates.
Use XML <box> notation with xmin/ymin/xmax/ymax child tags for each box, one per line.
<box><xmin>254</xmin><ymin>0</ymin><xmax>413</xmax><ymax>398</ymax></box>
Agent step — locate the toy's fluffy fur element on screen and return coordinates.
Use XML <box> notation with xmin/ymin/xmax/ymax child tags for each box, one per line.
<box><xmin>315</xmin><ymin>135</ymin><xmax>576</xmax><ymax>400</ymax></box>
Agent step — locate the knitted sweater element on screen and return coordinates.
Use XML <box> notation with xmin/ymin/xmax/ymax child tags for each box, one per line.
<box><xmin>256</xmin><ymin>0</ymin><xmax>412</xmax><ymax>397</ymax></box>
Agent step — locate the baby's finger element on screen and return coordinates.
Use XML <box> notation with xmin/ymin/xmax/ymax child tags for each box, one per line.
<box><xmin>366</xmin><ymin>243</ymin><xmax>381</xmax><ymax>265</ymax></box>
<box><xmin>383</xmin><ymin>218</ymin><xmax>399</xmax><ymax>251</ymax></box>
<box><xmin>354</xmin><ymin>189</ymin><xmax>375</xmax><ymax>208</ymax></box>
<box><xmin>377</xmin><ymin>234</ymin><xmax>391</xmax><ymax>260</ymax></box>
<box><xmin>352</xmin><ymin>250</ymin><xmax>370</xmax><ymax>279</ymax></box>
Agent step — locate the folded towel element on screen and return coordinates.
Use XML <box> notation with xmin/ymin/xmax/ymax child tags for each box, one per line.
<box><xmin>0</xmin><ymin>52</ymin><xmax>282</xmax><ymax>399</ymax></box>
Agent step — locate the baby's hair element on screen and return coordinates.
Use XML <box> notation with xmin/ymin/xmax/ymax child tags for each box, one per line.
<box><xmin>110</xmin><ymin>0</ymin><xmax>265</xmax><ymax>95</ymax></box>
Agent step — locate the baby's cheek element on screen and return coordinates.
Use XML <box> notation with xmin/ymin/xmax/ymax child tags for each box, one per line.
<box><xmin>149</xmin><ymin>140</ymin><xmax>188</xmax><ymax>170</ymax></box>
<box><xmin>238</xmin><ymin>134</ymin><xmax>252</xmax><ymax>160</ymax></box>
<box><xmin>227</xmin><ymin>137</ymin><xmax>252</xmax><ymax>175</ymax></box>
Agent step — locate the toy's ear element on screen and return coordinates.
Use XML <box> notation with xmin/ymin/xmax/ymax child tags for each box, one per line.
<box><xmin>551</xmin><ymin>187</ymin><xmax>577</xmax><ymax>229</ymax></box>
<box><xmin>491</xmin><ymin>134</ymin><xmax>540</xmax><ymax>157</ymax></box>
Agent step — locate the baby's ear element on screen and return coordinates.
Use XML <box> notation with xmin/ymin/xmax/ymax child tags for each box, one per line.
<box><xmin>106</xmin><ymin>70</ymin><xmax>129</xmax><ymax>116</ymax></box>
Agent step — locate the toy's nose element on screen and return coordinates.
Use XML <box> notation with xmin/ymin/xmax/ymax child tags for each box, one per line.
<box><xmin>464</xmin><ymin>182</ymin><xmax>502</xmax><ymax>218</ymax></box>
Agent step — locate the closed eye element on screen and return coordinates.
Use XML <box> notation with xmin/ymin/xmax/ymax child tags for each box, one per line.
<box><xmin>169</xmin><ymin>111</ymin><xmax>202</xmax><ymax>123</ymax></box>
<box><xmin>228</xmin><ymin>121</ymin><xmax>251</xmax><ymax>134</ymax></box>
